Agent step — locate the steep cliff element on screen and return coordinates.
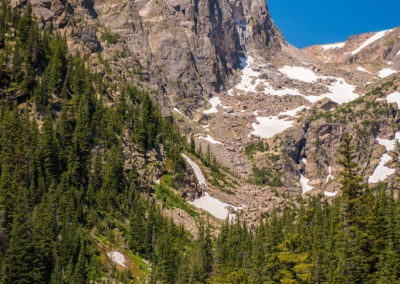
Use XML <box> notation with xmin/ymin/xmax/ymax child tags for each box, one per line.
<box><xmin>20</xmin><ymin>0</ymin><xmax>282</xmax><ymax>113</ymax></box>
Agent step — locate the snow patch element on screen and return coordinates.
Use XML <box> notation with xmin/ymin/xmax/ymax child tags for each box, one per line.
<box><xmin>319</xmin><ymin>78</ymin><xmax>359</xmax><ymax>104</ymax></box>
<box><xmin>173</xmin><ymin>107</ymin><xmax>185</xmax><ymax>117</ymax></box>
<box><xmin>357</xmin><ymin>66</ymin><xmax>373</xmax><ymax>74</ymax></box>
<box><xmin>321</xmin><ymin>42</ymin><xmax>345</xmax><ymax>50</ymax></box>
<box><xmin>203</xmin><ymin>97</ymin><xmax>230</xmax><ymax>114</ymax></box>
<box><xmin>227</xmin><ymin>56</ymin><xmax>261</xmax><ymax>96</ymax></box>
<box><xmin>107</xmin><ymin>251</ymin><xmax>126</xmax><ymax>268</ymax></box>
<box><xmin>386</xmin><ymin>92</ymin><xmax>400</xmax><ymax>109</ymax></box>
<box><xmin>301</xmin><ymin>158</ymin><xmax>307</xmax><ymax>165</ymax></box>
<box><xmin>377</xmin><ymin>132</ymin><xmax>400</xmax><ymax>152</ymax></box>
<box><xmin>278</xmin><ymin>66</ymin><xmax>321</xmax><ymax>83</ymax></box>
<box><xmin>230</xmin><ymin>59</ymin><xmax>359</xmax><ymax>106</ymax></box>
<box><xmin>378</xmin><ymin>68</ymin><xmax>397</xmax><ymax>78</ymax></box>
<box><xmin>324</xmin><ymin>191</ymin><xmax>337</xmax><ymax>197</ymax></box>
<box><xmin>352</xmin><ymin>29</ymin><xmax>394</xmax><ymax>55</ymax></box>
<box><xmin>250</xmin><ymin>107</ymin><xmax>308</xmax><ymax>139</ymax></box>
<box><xmin>368</xmin><ymin>133</ymin><xmax>400</xmax><ymax>184</ymax></box>
<box><xmin>202</xmin><ymin>124</ymin><xmax>210</xmax><ymax>132</ymax></box>
<box><xmin>368</xmin><ymin>153</ymin><xmax>395</xmax><ymax>184</ymax></box>
<box><xmin>278</xmin><ymin>66</ymin><xmax>359</xmax><ymax>104</ymax></box>
<box><xmin>181</xmin><ymin>153</ymin><xmax>206</xmax><ymax>185</ymax></box>
<box><xmin>300</xmin><ymin>174</ymin><xmax>313</xmax><ymax>194</ymax></box>
<box><xmin>251</xmin><ymin>116</ymin><xmax>294</xmax><ymax>139</ymax></box>
<box><xmin>190</xmin><ymin>192</ymin><xmax>243</xmax><ymax>220</ymax></box>
<box><xmin>199</xmin><ymin>134</ymin><xmax>223</xmax><ymax>145</ymax></box>
<box><xmin>326</xmin><ymin>166</ymin><xmax>334</xmax><ymax>183</ymax></box>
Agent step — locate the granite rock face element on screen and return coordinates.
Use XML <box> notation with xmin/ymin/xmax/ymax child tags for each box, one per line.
<box><xmin>92</xmin><ymin>0</ymin><xmax>282</xmax><ymax>110</ymax></box>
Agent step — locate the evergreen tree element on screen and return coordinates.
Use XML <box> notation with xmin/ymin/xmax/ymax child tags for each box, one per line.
<box><xmin>5</xmin><ymin>191</ymin><xmax>34</xmax><ymax>283</ymax></box>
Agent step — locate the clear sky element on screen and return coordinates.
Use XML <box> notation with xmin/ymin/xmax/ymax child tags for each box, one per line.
<box><xmin>267</xmin><ymin>0</ymin><xmax>400</xmax><ymax>48</ymax></box>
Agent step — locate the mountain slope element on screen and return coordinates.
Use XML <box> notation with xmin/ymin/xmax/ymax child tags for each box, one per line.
<box><xmin>6</xmin><ymin>0</ymin><xmax>400</xmax><ymax>230</ymax></box>
<box><xmin>302</xmin><ymin>26</ymin><xmax>400</xmax><ymax>78</ymax></box>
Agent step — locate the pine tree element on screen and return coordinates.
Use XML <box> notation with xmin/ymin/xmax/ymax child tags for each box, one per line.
<box><xmin>5</xmin><ymin>191</ymin><xmax>34</xmax><ymax>283</ymax></box>
<box><xmin>32</xmin><ymin>194</ymin><xmax>56</xmax><ymax>283</ymax></box>
<box><xmin>338</xmin><ymin>133</ymin><xmax>364</xmax><ymax>200</ymax></box>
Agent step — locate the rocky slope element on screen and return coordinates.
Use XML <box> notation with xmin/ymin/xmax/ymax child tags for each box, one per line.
<box><xmin>17</xmin><ymin>0</ymin><xmax>400</xmax><ymax>225</ymax></box>
<box><xmin>302</xmin><ymin>27</ymin><xmax>400</xmax><ymax>77</ymax></box>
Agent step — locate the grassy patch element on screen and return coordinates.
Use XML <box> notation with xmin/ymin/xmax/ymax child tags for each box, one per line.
<box><xmin>154</xmin><ymin>183</ymin><xmax>199</xmax><ymax>217</ymax></box>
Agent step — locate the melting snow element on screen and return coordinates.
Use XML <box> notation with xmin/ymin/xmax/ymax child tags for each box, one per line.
<box><xmin>202</xmin><ymin>124</ymin><xmax>210</xmax><ymax>131</ymax></box>
<box><xmin>199</xmin><ymin>134</ymin><xmax>223</xmax><ymax>145</ymax></box>
<box><xmin>378</xmin><ymin>68</ymin><xmax>397</xmax><ymax>78</ymax></box>
<box><xmin>352</xmin><ymin>28</ymin><xmax>394</xmax><ymax>55</ymax></box>
<box><xmin>326</xmin><ymin>166</ymin><xmax>334</xmax><ymax>183</ymax></box>
<box><xmin>107</xmin><ymin>251</ymin><xmax>126</xmax><ymax>268</ymax></box>
<box><xmin>318</xmin><ymin>78</ymin><xmax>359</xmax><ymax>104</ymax></box>
<box><xmin>357</xmin><ymin>67</ymin><xmax>373</xmax><ymax>74</ymax></box>
<box><xmin>181</xmin><ymin>153</ymin><xmax>206</xmax><ymax>185</ymax></box>
<box><xmin>324</xmin><ymin>191</ymin><xmax>337</xmax><ymax>197</ymax></box>
<box><xmin>300</xmin><ymin>174</ymin><xmax>313</xmax><ymax>194</ymax></box>
<box><xmin>227</xmin><ymin>56</ymin><xmax>261</xmax><ymax>96</ymax></box>
<box><xmin>278</xmin><ymin>66</ymin><xmax>321</xmax><ymax>83</ymax></box>
<box><xmin>368</xmin><ymin>153</ymin><xmax>395</xmax><ymax>184</ymax></box>
<box><xmin>251</xmin><ymin>116</ymin><xmax>294</xmax><ymax>139</ymax></box>
<box><xmin>386</xmin><ymin>92</ymin><xmax>400</xmax><ymax>109</ymax></box>
<box><xmin>278</xmin><ymin>66</ymin><xmax>359</xmax><ymax>104</ymax></box>
<box><xmin>321</xmin><ymin>42</ymin><xmax>345</xmax><ymax>50</ymax></box>
<box><xmin>230</xmin><ymin>58</ymin><xmax>359</xmax><ymax>106</ymax></box>
<box><xmin>377</xmin><ymin>132</ymin><xmax>400</xmax><ymax>152</ymax></box>
<box><xmin>189</xmin><ymin>192</ymin><xmax>243</xmax><ymax>220</ymax></box>
<box><xmin>203</xmin><ymin>97</ymin><xmax>230</xmax><ymax>114</ymax></box>
<box><xmin>301</xmin><ymin>158</ymin><xmax>307</xmax><ymax>165</ymax></box>
<box><xmin>173</xmin><ymin>107</ymin><xmax>185</xmax><ymax>117</ymax></box>
<box><xmin>368</xmin><ymin>133</ymin><xmax>400</xmax><ymax>183</ymax></box>
<box><xmin>250</xmin><ymin>107</ymin><xmax>307</xmax><ymax>139</ymax></box>
<box><xmin>182</xmin><ymin>155</ymin><xmax>243</xmax><ymax>220</ymax></box>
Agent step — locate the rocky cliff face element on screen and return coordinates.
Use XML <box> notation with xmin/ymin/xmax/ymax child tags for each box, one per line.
<box><xmin>22</xmin><ymin>0</ymin><xmax>283</xmax><ymax>113</ymax></box>
<box><xmin>94</xmin><ymin>0</ymin><xmax>282</xmax><ymax>110</ymax></box>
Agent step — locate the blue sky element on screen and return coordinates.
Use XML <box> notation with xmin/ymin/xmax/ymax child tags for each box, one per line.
<box><xmin>267</xmin><ymin>0</ymin><xmax>400</xmax><ymax>48</ymax></box>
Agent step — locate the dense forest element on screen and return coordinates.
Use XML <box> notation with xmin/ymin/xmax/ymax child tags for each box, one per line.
<box><xmin>1</xmin><ymin>1</ymin><xmax>400</xmax><ymax>283</ymax></box>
